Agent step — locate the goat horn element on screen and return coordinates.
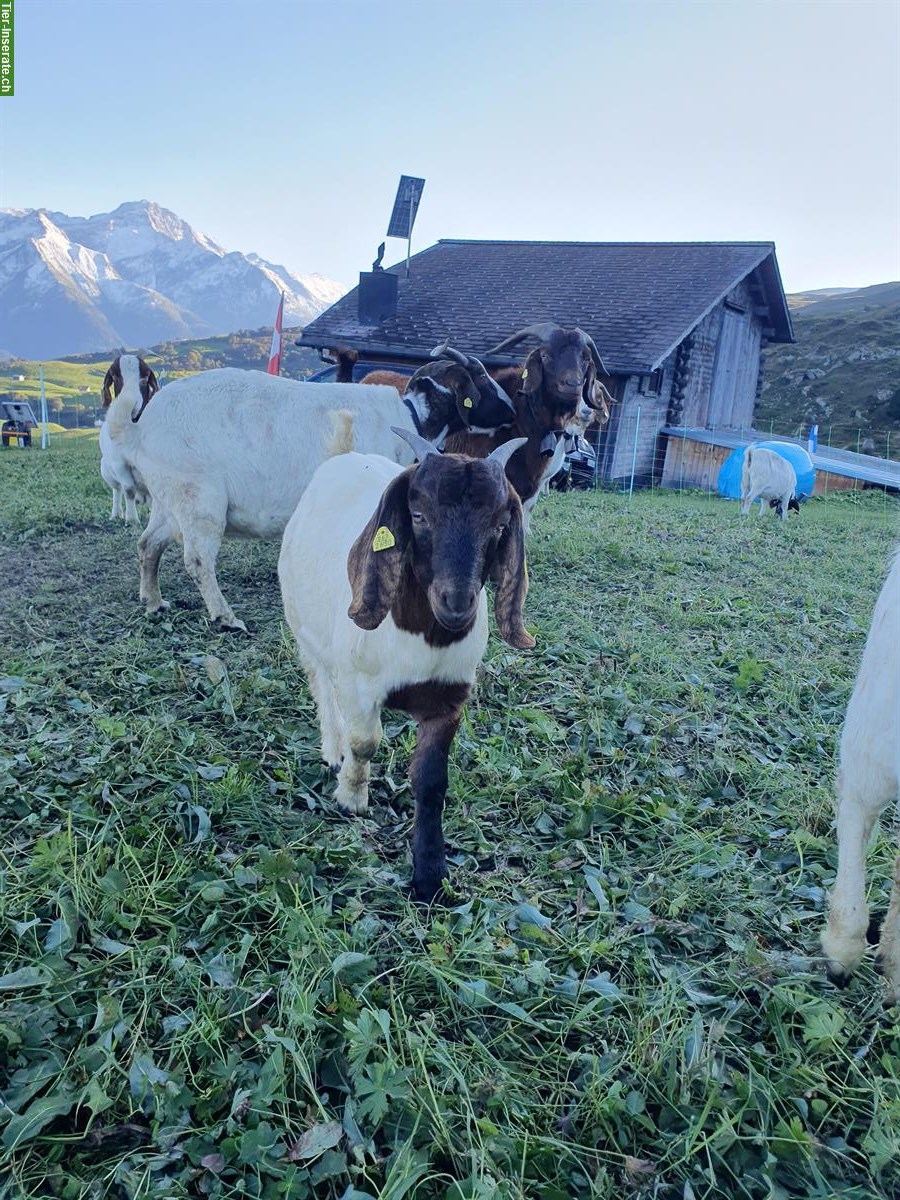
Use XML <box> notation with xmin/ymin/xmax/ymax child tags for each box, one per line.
<box><xmin>429</xmin><ymin>338</ymin><xmax>469</xmax><ymax>368</ymax></box>
<box><xmin>391</xmin><ymin>425</ymin><xmax>441</xmax><ymax>461</ymax></box>
<box><xmin>485</xmin><ymin>323</ymin><xmax>563</xmax><ymax>355</ymax></box>
<box><xmin>487</xmin><ymin>437</ymin><xmax>528</xmax><ymax>469</ymax></box>
<box><xmin>462</xmin><ymin>351</ymin><xmax>492</xmax><ymax>378</ymax></box>
<box><xmin>574</xmin><ymin>328</ymin><xmax>608</xmax><ymax>375</ymax></box>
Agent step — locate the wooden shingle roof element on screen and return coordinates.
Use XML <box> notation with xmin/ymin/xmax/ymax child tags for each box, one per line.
<box><xmin>298</xmin><ymin>239</ymin><xmax>793</xmax><ymax>374</ymax></box>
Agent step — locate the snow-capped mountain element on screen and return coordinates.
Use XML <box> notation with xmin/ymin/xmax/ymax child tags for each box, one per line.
<box><xmin>0</xmin><ymin>201</ymin><xmax>346</xmax><ymax>359</ymax></box>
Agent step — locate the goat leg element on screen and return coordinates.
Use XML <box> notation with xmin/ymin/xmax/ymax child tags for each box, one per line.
<box><xmin>409</xmin><ymin>712</ymin><xmax>462</xmax><ymax>902</ymax></box>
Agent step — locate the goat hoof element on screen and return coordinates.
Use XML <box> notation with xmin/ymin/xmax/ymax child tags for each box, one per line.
<box><xmin>146</xmin><ymin>601</ymin><xmax>170</xmax><ymax>617</ymax></box>
<box><xmin>215</xmin><ymin>617</ymin><xmax>249</xmax><ymax>636</ymax></box>
<box><xmin>335</xmin><ymin>790</ymin><xmax>368</xmax><ymax>816</ymax></box>
<box><xmin>411</xmin><ymin>875</ymin><xmax>449</xmax><ymax>906</ymax></box>
<box><xmin>825</xmin><ymin>963</ymin><xmax>853</xmax><ymax>988</ymax></box>
<box><xmin>867</xmin><ymin>914</ymin><xmax>884</xmax><ymax>945</ymax></box>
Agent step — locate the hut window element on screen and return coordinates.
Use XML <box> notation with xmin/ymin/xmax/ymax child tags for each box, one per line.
<box><xmin>642</xmin><ymin>369</ymin><xmax>663</xmax><ymax>396</ymax></box>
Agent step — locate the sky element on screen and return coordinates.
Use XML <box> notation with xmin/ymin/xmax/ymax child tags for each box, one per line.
<box><xmin>1</xmin><ymin>0</ymin><xmax>898</xmax><ymax>293</ymax></box>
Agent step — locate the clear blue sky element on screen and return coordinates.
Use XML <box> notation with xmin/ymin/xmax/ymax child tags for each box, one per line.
<box><xmin>1</xmin><ymin>0</ymin><xmax>898</xmax><ymax>292</ymax></box>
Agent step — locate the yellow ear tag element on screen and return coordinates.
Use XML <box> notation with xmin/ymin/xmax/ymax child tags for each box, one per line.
<box><xmin>372</xmin><ymin>526</ymin><xmax>395</xmax><ymax>552</ymax></box>
<box><xmin>463</xmin><ymin>397</ymin><xmax>474</xmax><ymax>409</ymax></box>
<box><xmin>521</xmin><ymin>369</ymin><xmax>528</xmax><ymax>380</ymax></box>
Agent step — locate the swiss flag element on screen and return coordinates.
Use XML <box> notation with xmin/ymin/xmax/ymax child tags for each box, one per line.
<box><xmin>267</xmin><ymin>292</ymin><xmax>284</xmax><ymax>375</ymax></box>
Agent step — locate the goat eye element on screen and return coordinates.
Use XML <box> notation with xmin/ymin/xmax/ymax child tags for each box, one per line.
<box><xmin>411</xmin><ymin>511</ymin><xmax>427</xmax><ymax>526</ymax></box>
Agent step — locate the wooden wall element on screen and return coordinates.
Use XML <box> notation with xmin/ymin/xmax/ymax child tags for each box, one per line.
<box><xmin>813</xmin><ymin>470</ymin><xmax>860</xmax><ymax>494</ymax></box>
<box><xmin>606</xmin><ymin>375</ymin><xmax>668</xmax><ymax>482</ymax></box>
<box><xmin>660</xmin><ymin>437</ymin><xmax>732</xmax><ymax>490</ymax></box>
<box><xmin>669</xmin><ymin>280</ymin><xmax>764</xmax><ymax>434</ymax></box>
<box><xmin>707</xmin><ymin>281</ymin><xmax>762</xmax><ymax>430</ymax></box>
<box><xmin>677</xmin><ymin>307</ymin><xmax>721</xmax><ymax>428</ymax></box>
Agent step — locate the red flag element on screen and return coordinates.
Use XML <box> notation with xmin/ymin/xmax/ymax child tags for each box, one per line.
<box><xmin>267</xmin><ymin>292</ymin><xmax>284</xmax><ymax>375</ymax></box>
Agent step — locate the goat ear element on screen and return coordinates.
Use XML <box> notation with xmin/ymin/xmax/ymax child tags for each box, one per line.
<box><xmin>520</xmin><ymin>349</ymin><xmax>543</xmax><ymax>395</ymax></box>
<box><xmin>347</xmin><ymin>469</ymin><xmax>413</xmax><ymax>630</ymax></box>
<box><xmin>101</xmin><ymin>360</ymin><xmax>120</xmax><ymax>407</ymax></box>
<box><xmin>145</xmin><ymin>366</ymin><xmax>160</xmax><ymax>398</ymax></box>
<box><xmin>588</xmin><ymin>380</ymin><xmax>614</xmax><ymax>422</ymax></box>
<box><xmin>582</xmin><ymin>356</ymin><xmax>597</xmax><ymax>405</ymax></box>
<box><xmin>490</xmin><ymin>491</ymin><xmax>535</xmax><ymax>650</ymax></box>
<box><xmin>454</xmin><ymin>385</ymin><xmax>480</xmax><ymax>427</ymax></box>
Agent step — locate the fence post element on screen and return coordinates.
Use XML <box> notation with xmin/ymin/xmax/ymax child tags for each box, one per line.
<box><xmin>628</xmin><ymin>406</ymin><xmax>642</xmax><ymax>500</ymax></box>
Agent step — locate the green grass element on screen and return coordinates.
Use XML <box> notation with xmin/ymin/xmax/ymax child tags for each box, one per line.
<box><xmin>1</xmin><ymin>440</ymin><xmax>899</xmax><ymax>1199</ymax></box>
<box><xmin>0</xmin><ymin>360</ymin><xmax>109</xmax><ymax>406</ymax></box>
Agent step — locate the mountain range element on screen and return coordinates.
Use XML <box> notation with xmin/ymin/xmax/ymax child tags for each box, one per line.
<box><xmin>0</xmin><ymin>201</ymin><xmax>345</xmax><ymax>359</ymax></box>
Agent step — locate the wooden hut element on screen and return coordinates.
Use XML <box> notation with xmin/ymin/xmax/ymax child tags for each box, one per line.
<box><xmin>297</xmin><ymin>239</ymin><xmax>794</xmax><ymax>488</ymax></box>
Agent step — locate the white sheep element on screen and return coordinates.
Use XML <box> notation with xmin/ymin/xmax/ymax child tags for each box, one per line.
<box><xmin>101</xmin><ymin>357</ymin><xmax>450</xmax><ymax>633</ymax></box>
<box><xmin>278</xmin><ymin>427</ymin><xmax>532</xmax><ymax>901</ymax></box>
<box><xmin>740</xmin><ymin>445</ymin><xmax>800</xmax><ymax>521</ymax></box>
<box><xmin>821</xmin><ymin>548</ymin><xmax>900</xmax><ymax>1002</ymax></box>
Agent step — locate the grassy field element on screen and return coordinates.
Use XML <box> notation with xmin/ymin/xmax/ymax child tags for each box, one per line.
<box><xmin>1</xmin><ymin>440</ymin><xmax>898</xmax><ymax>1199</ymax></box>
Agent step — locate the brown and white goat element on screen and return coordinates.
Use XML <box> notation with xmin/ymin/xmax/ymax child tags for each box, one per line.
<box><xmin>355</xmin><ymin>343</ymin><xmax>516</xmax><ymax>442</ymax></box>
<box><xmin>278</xmin><ymin>427</ymin><xmax>532</xmax><ymax>902</ymax></box>
<box><xmin>442</xmin><ymin>323</ymin><xmax>611</xmax><ymax>527</ymax></box>
<box><xmin>99</xmin><ymin>356</ymin><xmax>159</xmax><ymax>523</ymax></box>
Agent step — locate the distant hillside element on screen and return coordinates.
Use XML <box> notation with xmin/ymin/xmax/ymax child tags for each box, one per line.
<box><xmin>787</xmin><ymin>281</ymin><xmax>900</xmax><ymax>317</ymax></box>
<box><xmin>0</xmin><ymin>200</ymin><xmax>344</xmax><ymax>359</ymax></box>
<box><xmin>761</xmin><ymin>283</ymin><xmax>900</xmax><ymax>450</ymax></box>
<box><xmin>0</xmin><ymin>327</ymin><xmax>323</xmax><ymax>416</ymax></box>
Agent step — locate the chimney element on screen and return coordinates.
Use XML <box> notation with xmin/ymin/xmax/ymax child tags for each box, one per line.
<box><xmin>357</xmin><ymin>270</ymin><xmax>398</xmax><ymax>327</ymax></box>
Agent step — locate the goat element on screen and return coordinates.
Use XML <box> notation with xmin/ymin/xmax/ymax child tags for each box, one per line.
<box><xmin>404</xmin><ymin>343</ymin><xmax>516</xmax><ymax>437</ymax></box>
<box><xmin>100</xmin><ymin>419</ymin><xmax>149</xmax><ymax>523</ymax></box>
<box><xmin>740</xmin><ymin>446</ymin><xmax>800</xmax><ymax>521</ymax></box>
<box><xmin>278</xmin><ymin>427</ymin><xmax>532</xmax><ymax>902</ymax></box>
<box><xmin>487</xmin><ymin>322</ymin><xmax>612</xmax><ymax>418</ymax></box>
<box><xmin>358</xmin><ymin>368</ymin><xmax>410</xmax><ymax>390</ymax></box>
<box><xmin>359</xmin><ymin>342</ymin><xmax>516</xmax><ymax>439</ymax></box>
<box><xmin>441</xmin><ymin>324</ymin><xmax>610</xmax><ymax>531</ymax></box>
<box><xmin>541</xmin><ymin>390</ymin><xmax>605</xmax><ymax>496</ymax></box>
<box><xmin>322</xmin><ymin>347</ymin><xmax>359</xmax><ymax>382</ymax></box>
<box><xmin>101</xmin><ymin>357</ymin><xmax>455</xmax><ymax>633</ymax></box>
<box><xmin>821</xmin><ymin>549</ymin><xmax>900</xmax><ymax>1003</ymax></box>
<box><xmin>98</xmin><ymin>357</ymin><xmax>158</xmax><ymax>523</ymax></box>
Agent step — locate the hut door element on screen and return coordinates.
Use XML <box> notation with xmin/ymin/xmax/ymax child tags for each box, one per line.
<box><xmin>710</xmin><ymin>306</ymin><xmax>746</xmax><ymax>429</ymax></box>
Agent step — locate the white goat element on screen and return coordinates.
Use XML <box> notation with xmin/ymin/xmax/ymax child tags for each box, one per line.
<box><xmin>821</xmin><ymin>548</ymin><xmax>900</xmax><ymax>1002</ymax></box>
<box><xmin>99</xmin><ymin>417</ymin><xmax>148</xmax><ymax>523</ymax></box>
<box><xmin>278</xmin><ymin>427</ymin><xmax>532</xmax><ymax>901</ymax></box>
<box><xmin>101</xmin><ymin>357</ymin><xmax>441</xmax><ymax>633</ymax></box>
<box><xmin>740</xmin><ymin>445</ymin><xmax>800</xmax><ymax>521</ymax></box>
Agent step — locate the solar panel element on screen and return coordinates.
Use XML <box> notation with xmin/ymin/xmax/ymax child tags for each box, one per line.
<box><xmin>386</xmin><ymin>176</ymin><xmax>425</xmax><ymax>239</ymax></box>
